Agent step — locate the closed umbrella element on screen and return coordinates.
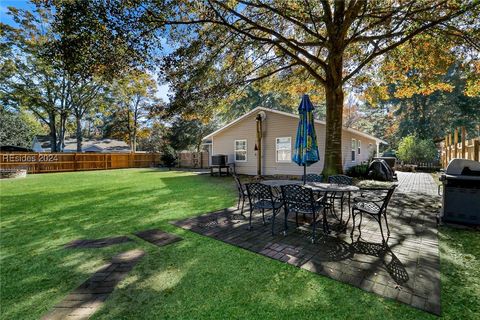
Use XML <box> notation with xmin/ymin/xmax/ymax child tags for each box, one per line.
<box><xmin>292</xmin><ymin>94</ymin><xmax>320</xmax><ymax>184</ymax></box>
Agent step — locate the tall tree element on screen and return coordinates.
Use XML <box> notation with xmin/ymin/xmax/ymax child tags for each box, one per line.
<box><xmin>167</xmin><ymin>117</ymin><xmax>217</xmax><ymax>152</ymax></box>
<box><xmin>1</xmin><ymin>1</ymin><xmax>159</xmax><ymax>152</ymax></box>
<box><xmin>1</xmin><ymin>7</ymin><xmax>73</xmax><ymax>151</ymax></box>
<box><xmin>111</xmin><ymin>70</ymin><xmax>161</xmax><ymax>152</ymax></box>
<box><xmin>141</xmin><ymin>0</ymin><xmax>479</xmax><ymax>174</ymax></box>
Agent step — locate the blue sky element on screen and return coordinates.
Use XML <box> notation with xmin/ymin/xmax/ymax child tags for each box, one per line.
<box><xmin>0</xmin><ymin>0</ymin><xmax>34</xmax><ymax>26</ymax></box>
<box><xmin>0</xmin><ymin>0</ymin><xmax>171</xmax><ymax>102</ymax></box>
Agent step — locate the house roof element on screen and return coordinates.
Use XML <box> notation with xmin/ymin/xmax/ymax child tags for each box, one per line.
<box><xmin>63</xmin><ymin>139</ymin><xmax>130</xmax><ymax>152</ymax></box>
<box><xmin>33</xmin><ymin>136</ymin><xmax>131</xmax><ymax>152</ymax></box>
<box><xmin>203</xmin><ymin>107</ymin><xmax>388</xmax><ymax>144</ymax></box>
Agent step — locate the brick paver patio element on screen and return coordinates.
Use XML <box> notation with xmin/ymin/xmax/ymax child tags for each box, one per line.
<box><xmin>172</xmin><ymin>172</ymin><xmax>442</xmax><ymax>315</ymax></box>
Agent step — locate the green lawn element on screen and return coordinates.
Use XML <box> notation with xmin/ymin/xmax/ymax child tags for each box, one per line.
<box><xmin>0</xmin><ymin>169</ymin><xmax>478</xmax><ymax>319</ymax></box>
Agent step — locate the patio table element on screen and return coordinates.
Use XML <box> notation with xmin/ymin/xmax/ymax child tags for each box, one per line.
<box><xmin>261</xmin><ymin>179</ymin><xmax>303</xmax><ymax>187</ymax></box>
<box><xmin>259</xmin><ymin>180</ymin><xmax>360</xmax><ymax>233</ymax></box>
<box><xmin>305</xmin><ymin>182</ymin><xmax>360</xmax><ymax>231</ymax></box>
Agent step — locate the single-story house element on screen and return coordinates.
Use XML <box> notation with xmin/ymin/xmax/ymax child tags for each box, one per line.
<box><xmin>32</xmin><ymin>136</ymin><xmax>131</xmax><ymax>153</ymax></box>
<box><xmin>202</xmin><ymin>107</ymin><xmax>387</xmax><ymax>176</ymax></box>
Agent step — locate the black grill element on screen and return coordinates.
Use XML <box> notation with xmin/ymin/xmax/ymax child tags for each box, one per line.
<box><xmin>440</xmin><ymin>159</ymin><xmax>480</xmax><ymax>225</ymax></box>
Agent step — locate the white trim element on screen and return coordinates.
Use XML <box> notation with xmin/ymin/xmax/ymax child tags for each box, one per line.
<box><xmin>357</xmin><ymin>139</ymin><xmax>361</xmax><ymax>155</ymax></box>
<box><xmin>234</xmin><ymin>139</ymin><xmax>247</xmax><ymax>162</ymax></box>
<box><xmin>202</xmin><ymin>107</ymin><xmax>387</xmax><ymax>144</ymax></box>
<box><xmin>275</xmin><ymin>136</ymin><xmax>292</xmax><ymax>163</ymax></box>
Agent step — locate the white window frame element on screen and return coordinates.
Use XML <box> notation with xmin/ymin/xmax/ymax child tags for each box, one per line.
<box><xmin>275</xmin><ymin>137</ymin><xmax>292</xmax><ymax>163</ymax></box>
<box><xmin>357</xmin><ymin>140</ymin><xmax>361</xmax><ymax>155</ymax></box>
<box><xmin>234</xmin><ymin>139</ymin><xmax>247</xmax><ymax>162</ymax></box>
<box><xmin>351</xmin><ymin>139</ymin><xmax>356</xmax><ymax>162</ymax></box>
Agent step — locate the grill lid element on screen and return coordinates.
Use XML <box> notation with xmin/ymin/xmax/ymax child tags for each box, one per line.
<box><xmin>445</xmin><ymin>159</ymin><xmax>480</xmax><ymax>175</ymax></box>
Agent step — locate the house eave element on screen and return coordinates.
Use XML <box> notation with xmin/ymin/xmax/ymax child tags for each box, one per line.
<box><xmin>202</xmin><ymin>106</ymin><xmax>387</xmax><ymax>144</ymax></box>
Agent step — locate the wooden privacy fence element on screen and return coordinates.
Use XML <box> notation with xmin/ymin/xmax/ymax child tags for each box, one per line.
<box><xmin>441</xmin><ymin>127</ymin><xmax>480</xmax><ymax>168</ymax></box>
<box><xmin>0</xmin><ymin>153</ymin><xmax>161</xmax><ymax>174</ymax></box>
<box><xmin>177</xmin><ymin>151</ymin><xmax>209</xmax><ymax>168</ymax></box>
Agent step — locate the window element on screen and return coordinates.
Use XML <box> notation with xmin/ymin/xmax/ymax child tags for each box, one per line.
<box><xmin>357</xmin><ymin>140</ymin><xmax>361</xmax><ymax>155</ymax></box>
<box><xmin>234</xmin><ymin>140</ymin><xmax>247</xmax><ymax>162</ymax></box>
<box><xmin>351</xmin><ymin>139</ymin><xmax>356</xmax><ymax>161</ymax></box>
<box><xmin>276</xmin><ymin>137</ymin><xmax>291</xmax><ymax>162</ymax></box>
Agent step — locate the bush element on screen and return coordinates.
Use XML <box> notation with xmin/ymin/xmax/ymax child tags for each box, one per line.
<box><xmin>397</xmin><ymin>135</ymin><xmax>437</xmax><ymax>163</ymax></box>
<box><xmin>160</xmin><ymin>144</ymin><xmax>177</xmax><ymax>168</ymax></box>
<box><xmin>346</xmin><ymin>163</ymin><xmax>369</xmax><ymax>178</ymax></box>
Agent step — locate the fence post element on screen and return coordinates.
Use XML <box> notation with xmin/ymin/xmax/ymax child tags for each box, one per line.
<box><xmin>74</xmin><ymin>153</ymin><xmax>77</xmax><ymax>171</ymax></box>
<box><xmin>474</xmin><ymin>140</ymin><xmax>479</xmax><ymax>162</ymax></box>
<box><xmin>443</xmin><ymin>136</ymin><xmax>447</xmax><ymax>167</ymax></box>
<box><xmin>454</xmin><ymin>128</ymin><xmax>458</xmax><ymax>158</ymax></box>
<box><xmin>461</xmin><ymin>127</ymin><xmax>466</xmax><ymax>158</ymax></box>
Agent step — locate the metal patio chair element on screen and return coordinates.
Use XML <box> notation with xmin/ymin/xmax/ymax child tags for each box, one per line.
<box><xmin>232</xmin><ymin>173</ymin><xmax>247</xmax><ymax>217</ymax></box>
<box><xmin>326</xmin><ymin>175</ymin><xmax>353</xmax><ymax>222</ymax></box>
<box><xmin>245</xmin><ymin>183</ymin><xmax>283</xmax><ymax>235</ymax></box>
<box><xmin>303</xmin><ymin>173</ymin><xmax>324</xmax><ymax>183</ymax></box>
<box><xmin>350</xmin><ymin>185</ymin><xmax>397</xmax><ymax>243</ymax></box>
<box><xmin>280</xmin><ymin>184</ymin><xmax>327</xmax><ymax>243</ymax></box>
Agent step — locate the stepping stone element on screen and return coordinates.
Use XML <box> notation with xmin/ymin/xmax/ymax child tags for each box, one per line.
<box><xmin>134</xmin><ymin>229</ymin><xmax>182</xmax><ymax>247</ymax></box>
<box><xmin>42</xmin><ymin>249</ymin><xmax>145</xmax><ymax>320</ymax></box>
<box><xmin>64</xmin><ymin>236</ymin><xmax>132</xmax><ymax>249</ymax></box>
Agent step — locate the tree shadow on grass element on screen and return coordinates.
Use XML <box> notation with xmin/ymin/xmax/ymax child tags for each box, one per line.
<box><xmin>438</xmin><ymin>227</ymin><xmax>480</xmax><ymax>320</ymax></box>
<box><xmin>88</xmin><ymin>232</ymin><xmax>434</xmax><ymax>320</ymax></box>
<box><xmin>0</xmin><ymin>172</ymin><xmax>235</xmax><ymax>319</ymax></box>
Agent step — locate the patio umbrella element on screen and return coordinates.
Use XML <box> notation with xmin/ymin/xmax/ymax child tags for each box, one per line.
<box><xmin>292</xmin><ymin>94</ymin><xmax>320</xmax><ymax>184</ymax></box>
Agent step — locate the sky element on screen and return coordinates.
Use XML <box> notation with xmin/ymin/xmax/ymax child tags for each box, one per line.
<box><xmin>0</xmin><ymin>0</ymin><xmax>171</xmax><ymax>102</ymax></box>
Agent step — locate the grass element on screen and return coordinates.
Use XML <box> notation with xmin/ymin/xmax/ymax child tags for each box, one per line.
<box><xmin>0</xmin><ymin>169</ymin><xmax>478</xmax><ymax>319</ymax></box>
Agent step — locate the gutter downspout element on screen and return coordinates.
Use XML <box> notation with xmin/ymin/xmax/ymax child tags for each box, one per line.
<box><xmin>256</xmin><ymin>114</ymin><xmax>263</xmax><ymax>177</ymax></box>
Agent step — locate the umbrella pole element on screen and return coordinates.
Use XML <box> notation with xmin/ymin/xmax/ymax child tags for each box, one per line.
<box><xmin>303</xmin><ymin>164</ymin><xmax>306</xmax><ymax>184</ymax></box>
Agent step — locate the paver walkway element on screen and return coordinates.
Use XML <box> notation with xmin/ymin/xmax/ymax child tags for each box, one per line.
<box><xmin>64</xmin><ymin>236</ymin><xmax>132</xmax><ymax>249</ymax></box>
<box><xmin>134</xmin><ymin>229</ymin><xmax>183</xmax><ymax>247</ymax></box>
<box><xmin>396</xmin><ymin>172</ymin><xmax>439</xmax><ymax>196</ymax></box>
<box><xmin>44</xmin><ymin>229</ymin><xmax>182</xmax><ymax>319</ymax></box>
<box><xmin>42</xmin><ymin>249</ymin><xmax>145</xmax><ymax>320</ymax></box>
<box><xmin>173</xmin><ymin>172</ymin><xmax>442</xmax><ymax>315</ymax></box>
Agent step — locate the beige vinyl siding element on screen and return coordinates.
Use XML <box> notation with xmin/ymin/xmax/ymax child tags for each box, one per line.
<box><xmin>211</xmin><ymin>112</ymin><xmax>258</xmax><ymax>174</ymax></box>
<box><xmin>211</xmin><ymin>109</ymin><xmax>378</xmax><ymax>175</ymax></box>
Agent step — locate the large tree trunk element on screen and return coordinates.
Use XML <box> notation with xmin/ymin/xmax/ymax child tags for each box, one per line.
<box><xmin>75</xmin><ymin>114</ymin><xmax>83</xmax><ymax>152</ymax></box>
<box><xmin>322</xmin><ymin>53</ymin><xmax>344</xmax><ymax>176</ymax></box>
<box><xmin>48</xmin><ymin>112</ymin><xmax>57</xmax><ymax>152</ymax></box>
<box><xmin>57</xmin><ymin>112</ymin><xmax>67</xmax><ymax>152</ymax></box>
<box><xmin>132</xmin><ymin>127</ymin><xmax>137</xmax><ymax>152</ymax></box>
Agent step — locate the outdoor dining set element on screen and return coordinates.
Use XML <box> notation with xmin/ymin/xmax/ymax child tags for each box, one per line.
<box><xmin>233</xmin><ymin>173</ymin><xmax>397</xmax><ymax>244</ymax></box>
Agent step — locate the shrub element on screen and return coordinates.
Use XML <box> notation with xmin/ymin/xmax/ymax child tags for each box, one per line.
<box><xmin>346</xmin><ymin>163</ymin><xmax>369</xmax><ymax>178</ymax></box>
<box><xmin>397</xmin><ymin>135</ymin><xmax>437</xmax><ymax>163</ymax></box>
<box><xmin>160</xmin><ymin>144</ymin><xmax>177</xmax><ymax>168</ymax></box>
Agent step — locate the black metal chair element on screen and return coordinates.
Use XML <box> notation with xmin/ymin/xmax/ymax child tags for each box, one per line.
<box><xmin>350</xmin><ymin>185</ymin><xmax>397</xmax><ymax>243</ymax></box>
<box><xmin>303</xmin><ymin>173</ymin><xmax>324</xmax><ymax>182</ymax></box>
<box><xmin>327</xmin><ymin>175</ymin><xmax>353</xmax><ymax>185</ymax></box>
<box><xmin>245</xmin><ymin>183</ymin><xmax>283</xmax><ymax>235</ymax></box>
<box><xmin>327</xmin><ymin>175</ymin><xmax>353</xmax><ymax>223</ymax></box>
<box><xmin>232</xmin><ymin>174</ymin><xmax>247</xmax><ymax>216</ymax></box>
<box><xmin>280</xmin><ymin>184</ymin><xmax>327</xmax><ymax>243</ymax></box>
